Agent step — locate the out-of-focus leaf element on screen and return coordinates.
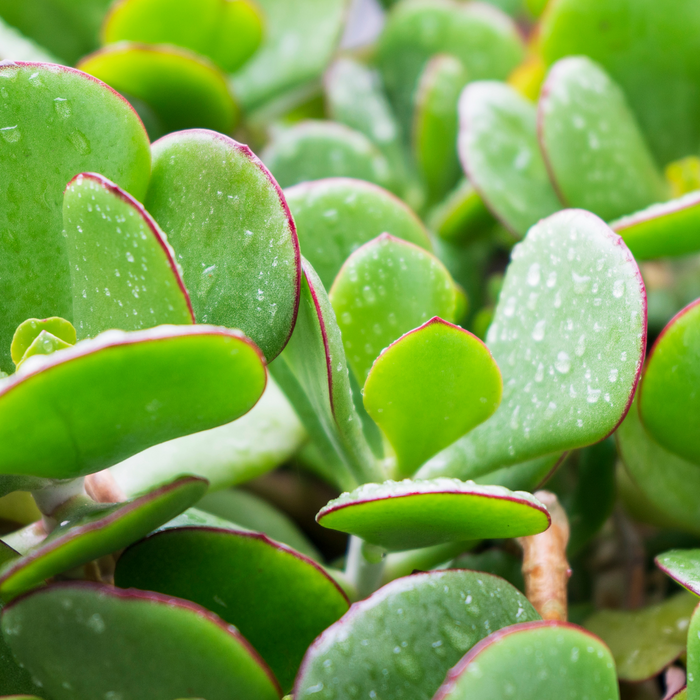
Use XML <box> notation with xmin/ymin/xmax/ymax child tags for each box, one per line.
<box><xmin>656</xmin><ymin>549</ymin><xmax>700</xmax><ymax>597</ymax></box>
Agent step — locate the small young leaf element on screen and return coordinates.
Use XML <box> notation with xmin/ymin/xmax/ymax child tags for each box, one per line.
<box><xmin>262</xmin><ymin>121</ymin><xmax>394</xmax><ymax>191</ymax></box>
<box><xmin>64</xmin><ymin>172</ymin><xmax>194</xmax><ymax>338</ymax></box>
<box><xmin>102</xmin><ymin>0</ymin><xmax>263</xmax><ymax>73</ymax></box>
<box><xmin>585</xmin><ymin>592</ymin><xmax>697</xmax><ymax>682</ymax></box>
<box><xmin>656</xmin><ymin>549</ymin><xmax>700</xmax><ymax>597</ymax></box>
<box><xmin>0</xmin><ymin>325</ymin><xmax>266</xmax><ymax>480</ymax></box>
<box><xmin>78</xmin><ymin>43</ymin><xmax>237</xmax><ymax>133</ymax></box>
<box><xmin>329</xmin><ymin>234</ymin><xmax>457</xmax><ymax>383</ymax></box>
<box><xmin>1</xmin><ymin>582</ymin><xmax>280</xmax><ymax>700</ymax></box>
<box><xmin>115</xmin><ymin>517</ymin><xmax>349</xmax><ymax>690</ymax></box>
<box><xmin>286</xmin><ymin>177</ymin><xmax>432</xmax><ymax>290</ymax></box>
<box><xmin>0</xmin><ymin>476</ymin><xmax>207</xmax><ymax>601</ymax></box>
<box><xmin>295</xmin><ymin>569</ymin><xmax>540</xmax><ymax>700</ymax></box>
<box><xmin>639</xmin><ymin>299</ymin><xmax>700</xmax><ymax>464</ymax></box>
<box><xmin>316</xmin><ymin>478</ymin><xmax>550</xmax><ymax>551</ymax></box>
<box><xmin>145</xmin><ymin>129</ymin><xmax>301</xmax><ymax>362</ymax></box>
<box><xmin>434</xmin><ymin>621</ymin><xmax>619</xmax><ymax>700</ymax></box>
<box><xmin>538</xmin><ymin>56</ymin><xmax>668</xmax><ymax>221</ymax></box>
<box><xmin>363</xmin><ymin>318</ymin><xmax>502</xmax><ymax>477</ymax></box>
<box><xmin>457</xmin><ymin>81</ymin><xmax>561</xmax><ymax>237</ymax></box>
<box><xmin>10</xmin><ymin>318</ymin><xmax>76</xmax><ymax>367</ymax></box>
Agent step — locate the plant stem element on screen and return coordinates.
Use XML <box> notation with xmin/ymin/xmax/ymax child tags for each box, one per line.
<box><xmin>32</xmin><ymin>477</ymin><xmax>86</xmax><ymax>530</ymax></box>
<box><xmin>345</xmin><ymin>536</ymin><xmax>386</xmax><ymax>599</ymax></box>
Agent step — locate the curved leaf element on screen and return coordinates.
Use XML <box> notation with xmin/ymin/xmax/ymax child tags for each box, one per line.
<box><xmin>656</xmin><ymin>549</ymin><xmax>700</xmax><ymax>597</ymax></box>
<box><xmin>11</xmin><ymin>318</ymin><xmax>76</xmax><ymax>367</ymax></box>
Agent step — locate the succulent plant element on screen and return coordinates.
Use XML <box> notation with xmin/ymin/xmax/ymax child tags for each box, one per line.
<box><xmin>1</xmin><ymin>0</ymin><xmax>700</xmax><ymax>699</ymax></box>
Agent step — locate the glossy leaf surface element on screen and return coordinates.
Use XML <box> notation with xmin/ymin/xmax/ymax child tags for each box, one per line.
<box><xmin>434</xmin><ymin>621</ymin><xmax>619</xmax><ymax>700</ymax></box>
<box><xmin>0</xmin><ymin>476</ymin><xmax>206</xmax><ymax>601</ymax></box>
<box><xmin>285</xmin><ymin>178</ymin><xmax>431</xmax><ymax>290</ymax></box>
<box><xmin>116</xmin><ymin>517</ymin><xmax>348</xmax><ymax>690</ymax></box>
<box><xmin>656</xmin><ymin>549</ymin><xmax>700</xmax><ymax>597</ymax></box>
<box><xmin>616</xmin><ymin>397</ymin><xmax>700</xmax><ymax>535</ymax></box>
<box><xmin>0</xmin><ymin>62</ymin><xmax>150</xmax><ymax>373</ymax></box>
<box><xmin>316</xmin><ymin>478</ymin><xmax>550</xmax><ymax>551</ymax></box>
<box><xmin>377</xmin><ymin>0</ymin><xmax>524</xmax><ymax>135</ymax></box>
<box><xmin>103</xmin><ymin>0</ymin><xmax>263</xmax><ymax>72</ymax></box>
<box><xmin>270</xmin><ymin>260</ymin><xmax>377</xmax><ymax>489</ymax></box>
<box><xmin>585</xmin><ymin>592</ymin><xmax>696</xmax><ymax>682</ymax></box>
<box><xmin>640</xmin><ymin>300</ymin><xmax>700</xmax><ymax>464</ymax></box>
<box><xmin>111</xmin><ymin>378</ymin><xmax>305</xmax><ymax>494</ymax></box>
<box><xmin>539</xmin><ymin>56</ymin><xmax>667</xmax><ymax>222</ymax></box>
<box><xmin>457</xmin><ymin>80</ymin><xmax>561</xmax><ymax>237</ymax></box>
<box><xmin>330</xmin><ymin>234</ymin><xmax>457</xmax><ymax>383</ymax></box>
<box><xmin>10</xmin><ymin>318</ymin><xmax>76</xmax><ymax>366</ymax></box>
<box><xmin>418</xmin><ymin>209</ymin><xmax>646</xmax><ymax>479</ymax></box>
<box><xmin>295</xmin><ymin>569</ymin><xmax>540</xmax><ymax>700</ymax></box>
<box><xmin>230</xmin><ymin>0</ymin><xmax>346</xmax><ymax>111</ymax></box>
<box><xmin>78</xmin><ymin>44</ymin><xmax>236</xmax><ymax>133</ymax></box>
<box><xmin>145</xmin><ymin>129</ymin><xmax>300</xmax><ymax>361</ymax></box>
<box><xmin>0</xmin><ymin>325</ymin><xmax>266</xmax><ymax>479</ymax></box>
<box><xmin>364</xmin><ymin>318</ymin><xmax>502</xmax><ymax>476</ymax></box>
<box><xmin>65</xmin><ymin>172</ymin><xmax>193</xmax><ymax>338</ymax></box>
<box><xmin>262</xmin><ymin>121</ymin><xmax>393</xmax><ymax>191</ymax></box>
<box><xmin>1</xmin><ymin>582</ymin><xmax>280</xmax><ymax>700</ymax></box>
<box><xmin>612</xmin><ymin>192</ymin><xmax>700</xmax><ymax>260</ymax></box>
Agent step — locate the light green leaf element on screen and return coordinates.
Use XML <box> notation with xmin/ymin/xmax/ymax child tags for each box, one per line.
<box><xmin>10</xmin><ymin>318</ymin><xmax>76</xmax><ymax>367</ymax></box>
<box><xmin>656</xmin><ymin>549</ymin><xmax>700</xmax><ymax>598</ymax></box>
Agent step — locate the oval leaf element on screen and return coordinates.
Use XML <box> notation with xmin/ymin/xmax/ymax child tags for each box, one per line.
<box><xmin>656</xmin><ymin>549</ymin><xmax>700</xmax><ymax>597</ymax></box>
<box><xmin>10</xmin><ymin>318</ymin><xmax>76</xmax><ymax>367</ymax></box>
<box><xmin>65</xmin><ymin>172</ymin><xmax>194</xmax><ymax>337</ymax></box>
<box><xmin>316</xmin><ymin>478</ymin><xmax>550</xmax><ymax>551</ymax></box>
<box><xmin>1</xmin><ymin>582</ymin><xmax>280</xmax><ymax>700</ymax></box>
<box><xmin>363</xmin><ymin>318</ymin><xmax>502</xmax><ymax>477</ymax></box>
<box><xmin>0</xmin><ymin>325</ymin><xmax>266</xmax><ymax>479</ymax></box>
<box><xmin>145</xmin><ymin>129</ymin><xmax>301</xmax><ymax>361</ymax></box>
<box><xmin>294</xmin><ymin>569</ymin><xmax>540</xmax><ymax>700</ymax></box>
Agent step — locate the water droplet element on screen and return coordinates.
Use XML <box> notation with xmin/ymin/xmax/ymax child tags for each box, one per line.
<box><xmin>555</xmin><ymin>351</ymin><xmax>571</xmax><ymax>374</ymax></box>
<box><xmin>86</xmin><ymin>613</ymin><xmax>105</xmax><ymax>633</ymax></box>
<box><xmin>68</xmin><ymin>130</ymin><xmax>91</xmax><ymax>155</ymax></box>
<box><xmin>527</xmin><ymin>263</ymin><xmax>541</xmax><ymax>286</ymax></box>
<box><xmin>572</xmin><ymin>272</ymin><xmax>591</xmax><ymax>294</ymax></box>
<box><xmin>53</xmin><ymin>97</ymin><xmax>72</xmax><ymax>119</ymax></box>
<box><xmin>531</xmin><ymin>320</ymin><xmax>546</xmax><ymax>341</ymax></box>
<box><xmin>608</xmin><ymin>369</ymin><xmax>618</xmax><ymax>382</ymax></box>
<box><xmin>587</xmin><ymin>387</ymin><xmax>601</xmax><ymax>404</ymax></box>
<box><xmin>125</xmin><ymin>251</ymin><xmax>135</xmax><ymax>263</ymax></box>
<box><xmin>574</xmin><ymin>335</ymin><xmax>586</xmax><ymax>357</ymax></box>
<box><xmin>0</xmin><ymin>125</ymin><xmax>20</xmax><ymax>143</ymax></box>
<box><xmin>503</xmin><ymin>296</ymin><xmax>516</xmax><ymax>317</ymax></box>
<box><xmin>613</xmin><ymin>279</ymin><xmax>625</xmax><ymax>298</ymax></box>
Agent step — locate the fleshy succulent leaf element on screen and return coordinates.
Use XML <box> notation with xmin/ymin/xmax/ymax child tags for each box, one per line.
<box><xmin>1</xmin><ymin>582</ymin><xmax>281</xmax><ymax>700</ymax></box>
<box><xmin>285</xmin><ymin>177</ymin><xmax>432</xmax><ymax>291</ymax></box>
<box><xmin>538</xmin><ymin>56</ymin><xmax>668</xmax><ymax>221</ymax></box>
<box><xmin>0</xmin><ymin>325</ymin><xmax>266</xmax><ymax>479</ymax></box>
<box><xmin>78</xmin><ymin>43</ymin><xmax>237</xmax><ymax>133</ymax></box>
<box><xmin>10</xmin><ymin>318</ymin><xmax>76</xmax><ymax>367</ymax></box>
<box><xmin>457</xmin><ymin>80</ymin><xmax>561</xmax><ymax>237</ymax></box>
<box><xmin>144</xmin><ymin>129</ymin><xmax>301</xmax><ymax>361</ymax></box>
<box><xmin>363</xmin><ymin>318</ymin><xmax>502</xmax><ymax>477</ymax></box>
<box><xmin>64</xmin><ymin>172</ymin><xmax>194</xmax><ymax>338</ymax></box>
<box><xmin>316</xmin><ymin>478</ymin><xmax>550</xmax><ymax>551</ymax></box>
<box><xmin>656</xmin><ymin>549</ymin><xmax>700</xmax><ymax>597</ymax></box>
<box><xmin>115</xmin><ymin>516</ymin><xmax>349</xmax><ymax>690</ymax></box>
<box><xmin>329</xmin><ymin>234</ymin><xmax>457</xmax><ymax>384</ymax></box>
<box><xmin>0</xmin><ymin>61</ymin><xmax>150</xmax><ymax>373</ymax></box>
<box><xmin>294</xmin><ymin>569</ymin><xmax>540</xmax><ymax>700</ymax></box>
<box><xmin>433</xmin><ymin>621</ymin><xmax>619</xmax><ymax>699</ymax></box>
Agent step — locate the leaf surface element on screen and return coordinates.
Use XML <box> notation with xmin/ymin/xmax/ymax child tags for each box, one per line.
<box><xmin>656</xmin><ymin>549</ymin><xmax>700</xmax><ymax>597</ymax></box>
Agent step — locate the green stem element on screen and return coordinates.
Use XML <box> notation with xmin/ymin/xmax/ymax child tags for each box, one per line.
<box><xmin>32</xmin><ymin>477</ymin><xmax>86</xmax><ymax>531</ymax></box>
<box><xmin>345</xmin><ymin>536</ymin><xmax>386</xmax><ymax>599</ymax></box>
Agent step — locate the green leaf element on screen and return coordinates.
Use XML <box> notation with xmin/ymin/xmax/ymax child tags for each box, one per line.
<box><xmin>616</xmin><ymin>396</ymin><xmax>700</xmax><ymax>536</ymax></box>
<box><xmin>0</xmin><ymin>476</ymin><xmax>207</xmax><ymax>601</ymax></box>
<box><xmin>294</xmin><ymin>569</ymin><xmax>540</xmax><ymax>700</ymax></box>
<box><xmin>0</xmin><ymin>325</ymin><xmax>266</xmax><ymax>480</ymax></box>
<box><xmin>285</xmin><ymin>177</ymin><xmax>432</xmax><ymax>291</ymax></box>
<box><xmin>639</xmin><ymin>300</ymin><xmax>700</xmax><ymax>464</ymax></box>
<box><xmin>0</xmin><ymin>597</ymin><xmax>37</xmax><ymax>696</ymax></box>
<box><xmin>262</xmin><ymin>121</ymin><xmax>394</xmax><ymax>191</ymax></box>
<box><xmin>414</xmin><ymin>54</ymin><xmax>469</xmax><ymax>206</ymax></box>
<box><xmin>329</xmin><ymin>234</ymin><xmax>457</xmax><ymax>384</ymax></box>
<box><xmin>585</xmin><ymin>592</ymin><xmax>697</xmax><ymax>682</ymax></box>
<box><xmin>1</xmin><ymin>582</ymin><xmax>280</xmax><ymax>700</ymax></box>
<box><xmin>10</xmin><ymin>318</ymin><xmax>76</xmax><ymax>367</ymax></box>
<box><xmin>457</xmin><ymin>81</ymin><xmax>561</xmax><ymax>237</ymax></box>
<box><xmin>78</xmin><ymin>43</ymin><xmax>237</xmax><ymax>133</ymax></box>
<box><xmin>115</xmin><ymin>518</ymin><xmax>349</xmax><ymax>691</ymax></box>
<box><xmin>102</xmin><ymin>0</ymin><xmax>263</xmax><ymax>73</ymax></box>
<box><xmin>539</xmin><ymin>0</ymin><xmax>700</xmax><ymax>166</ymax></box>
<box><xmin>269</xmin><ymin>260</ymin><xmax>378</xmax><ymax>489</ymax></box>
<box><xmin>64</xmin><ymin>172</ymin><xmax>194</xmax><ymax>338</ymax></box>
<box><xmin>377</xmin><ymin>0</ymin><xmax>525</xmax><ymax>137</ymax></box>
<box><xmin>612</xmin><ymin>192</ymin><xmax>700</xmax><ymax>260</ymax></box>
<box><xmin>316</xmin><ymin>478</ymin><xmax>550</xmax><ymax>551</ymax></box>
<box><xmin>434</xmin><ymin>621</ymin><xmax>619</xmax><ymax>699</ymax></box>
<box><xmin>363</xmin><ymin>318</ymin><xmax>502</xmax><ymax>477</ymax></box>
<box><xmin>473</xmin><ymin>453</ymin><xmax>565</xmax><ymax>492</ymax></box>
<box><xmin>656</xmin><ymin>549</ymin><xmax>700</xmax><ymax>597</ymax></box>
<box><xmin>0</xmin><ymin>62</ymin><xmax>150</xmax><ymax>373</ymax></box>
<box><xmin>539</xmin><ymin>56</ymin><xmax>668</xmax><ymax>221</ymax></box>
<box><xmin>230</xmin><ymin>0</ymin><xmax>346</xmax><ymax>111</ymax></box>
<box><xmin>15</xmin><ymin>331</ymin><xmax>72</xmax><ymax>369</ymax></box>
<box><xmin>417</xmin><ymin>209</ymin><xmax>646</xmax><ymax>479</ymax></box>
<box><xmin>110</xmin><ymin>378</ymin><xmax>305</xmax><ymax>495</ymax></box>
<box><xmin>144</xmin><ymin>129</ymin><xmax>301</xmax><ymax>362</ymax></box>
<box><xmin>0</xmin><ymin>16</ymin><xmax>58</xmax><ymax>63</ymax></box>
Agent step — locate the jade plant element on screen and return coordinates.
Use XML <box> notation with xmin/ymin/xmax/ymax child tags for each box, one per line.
<box><xmin>2</xmin><ymin>0</ymin><xmax>700</xmax><ymax>699</ymax></box>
